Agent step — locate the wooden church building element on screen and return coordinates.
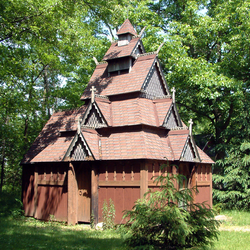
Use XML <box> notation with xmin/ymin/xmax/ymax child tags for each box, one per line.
<box><xmin>22</xmin><ymin>19</ymin><xmax>214</xmax><ymax>225</ymax></box>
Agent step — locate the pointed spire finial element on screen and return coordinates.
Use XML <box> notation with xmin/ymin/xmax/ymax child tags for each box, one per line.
<box><xmin>188</xmin><ymin>119</ymin><xmax>193</xmax><ymax>136</ymax></box>
<box><xmin>90</xmin><ymin>86</ymin><xmax>97</xmax><ymax>103</ymax></box>
<box><xmin>171</xmin><ymin>87</ymin><xmax>176</xmax><ymax>103</ymax></box>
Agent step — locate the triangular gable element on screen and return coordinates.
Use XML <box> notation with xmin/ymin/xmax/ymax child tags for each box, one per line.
<box><xmin>63</xmin><ymin>132</ymin><xmax>94</xmax><ymax>161</ymax></box>
<box><xmin>163</xmin><ymin>103</ymin><xmax>182</xmax><ymax>129</ymax></box>
<box><xmin>141</xmin><ymin>58</ymin><xmax>170</xmax><ymax>99</ymax></box>
<box><xmin>82</xmin><ymin>102</ymin><xmax>108</xmax><ymax>128</ymax></box>
<box><xmin>132</xmin><ymin>39</ymin><xmax>145</xmax><ymax>56</ymax></box>
<box><xmin>180</xmin><ymin>136</ymin><xmax>200</xmax><ymax>162</ymax></box>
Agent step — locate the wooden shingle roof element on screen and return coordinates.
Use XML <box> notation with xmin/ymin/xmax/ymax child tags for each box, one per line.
<box><xmin>22</xmin><ymin>19</ymin><xmax>213</xmax><ymax>166</ymax></box>
<box><xmin>81</xmin><ymin>54</ymin><xmax>157</xmax><ymax>99</ymax></box>
<box><xmin>103</xmin><ymin>37</ymin><xmax>140</xmax><ymax>61</ymax></box>
<box><xmin>116</xmin><ymin>19</ymin><xmax>137</xmax><ymax>36</ymax></box>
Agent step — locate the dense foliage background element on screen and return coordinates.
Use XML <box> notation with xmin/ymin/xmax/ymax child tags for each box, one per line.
<box><xmin>1</xmin><ymin>0</ymin><xmax>249</xmax><ymax>208</ymax></box>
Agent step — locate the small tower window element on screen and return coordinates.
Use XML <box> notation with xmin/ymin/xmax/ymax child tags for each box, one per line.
<box><xmin>118</xmin><ymin>34</ymin><xmax>132</xmax><ymax>46</ymax></box>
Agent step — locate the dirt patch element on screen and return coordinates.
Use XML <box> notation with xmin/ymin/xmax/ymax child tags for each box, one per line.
<box><xmin>219</xmin><ymin>226</ymin><xmax>250</xmax><ymax>232</ymax></box>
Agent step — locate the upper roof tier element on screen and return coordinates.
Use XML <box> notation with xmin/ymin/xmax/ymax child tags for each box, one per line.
<box><xmin>116</xmin><ymin>19</ymin><xmax>137</xmax><ymax>36</ymax></box>
<box><xmin>82</xmin><ymin>53</ymin><xmax>170</xmax><ymax>99</ymax></box>
<box><xmin>102</xmin><ymin>37</ymin><xmax>141</xmax><ymax>61</ymax></box>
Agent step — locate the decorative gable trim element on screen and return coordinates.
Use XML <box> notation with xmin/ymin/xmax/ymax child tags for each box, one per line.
<box><xmin>132</xmin><ymin>40</ymin><xmax>146</xmax><ymax>56</ymax></box>
<box><xmin>141</xmin><ymin>60</ymin><xmax>169</xmax><ymax>99</ymax></box>
<box><xmin>82</xmin><ymin>102</ymin><xmax>108</xmax><ymax>129</ymax></box>
<box><xmin>63</xmin><ymin>132</ymin><xmax>94</xmax><ymax>161</ymax></box>
<box><xmin>155</xmin><ymin>59</ymin><xmax>170</xmax><ymax>95</ymax></box>
<box><xmin>180</xmin><ymin>136</ymin><xmax>201</xmax><ymax>162</ymax></box>
<box><xmin>141</xmin><ymin>58</ymin><xmax>170</xmax><ymax>99</ymax></box>
<box><xmin>163</xmin><ymin>103</ymin><xmax>182</xmax><ymax>129</ymax></box>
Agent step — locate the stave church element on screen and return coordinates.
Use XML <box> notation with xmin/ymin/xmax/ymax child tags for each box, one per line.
<box><xmin>22</xmin><ymin>19</ymin><xmax>213</xmax><ymax>225</ymax></box>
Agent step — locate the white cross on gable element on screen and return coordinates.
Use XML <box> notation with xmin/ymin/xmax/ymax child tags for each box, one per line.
<box><xmin>90</xmin><ymin>86</ymin><xmax>97</xmax><ymax>103</ymax></box>
<box><xmin>171</xmin><ymin>87</ymin><xmax>176</xmax><ymax>103</ymax></box>
<box><xmin>188</xmin><ymin>119</ymin><xmax>193</xmax><ymax>136</ymax></box>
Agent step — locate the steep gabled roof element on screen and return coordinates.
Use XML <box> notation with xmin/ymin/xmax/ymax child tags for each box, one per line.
<box><xmin>116</xmin><ymin>19</ymin><xmax>137</xmax><ymax>36</ymax></box>
<box><xmin>81</xmin><ymin>54</ymin><xmax>158</xmax><ymax>99</ymax></box>
<box><xmin>82</xmin><ymin>101</ymin><xmax>108</xmax><ymax>128</ymax></box>
<box><xmin>22</xmin><ymin>106</ymin><xmax>87</xmax><ymax>164</ymax></box>
<box><xmin>92</xmin><ymin>96</ymin><xmax>177</xmax><ymax>128</ymax></box>
<box><xmin>63</xmin><ymin>130</ymin><xmax>95</xmax><ymax>161</ymax></box>
<box><xmin>197</xmin><ymin>147</ymin><xmax>214</xmax><ymax>164</ymax></box>
<box><xmin>99</xmin><ymin>129</ymin><xmax>173</xmax><ymax>160</ymax></box>
<box><xmin>103</xmin><ymin>37</ymin><xmax>140</xmax><ymax>61</ymax></box>
<box><xmin>23</xmin><ymin>19</ymin><xmax>214</xmax><ymax>166</ymax></box>
<box><xmin>154</xmin><ymin>99</ymin><xmax>173</xmax><ymax>125</ymax></box>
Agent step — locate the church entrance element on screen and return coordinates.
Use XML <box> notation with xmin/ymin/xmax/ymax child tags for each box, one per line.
<box><xmin>76</xmin><ymin>165</ymin><xmax>91</xmax><ymax>222</ymax></box>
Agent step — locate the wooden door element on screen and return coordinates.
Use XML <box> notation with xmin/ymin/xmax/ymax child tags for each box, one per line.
<box><xmin>76</xmin><ymin>166</ymin><xmax>91</xmax><ymax>222</ymax></box>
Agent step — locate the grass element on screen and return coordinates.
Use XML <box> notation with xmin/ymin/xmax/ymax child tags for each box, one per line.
<box><xmin>0</xmin><ymin>191</ymin><xmax>126</xmax><ymax>250</ymax></box>
<box><xmin>0</xmin><ymin>217</ymin><xmax>126</xmax><ymax>250</ymax></box>
<box><xmin>1</xmin><ymin>192</ymin><xmax>250</xmax><ymax>250</ymax></box>
<box><xmin>209</xmin><ymin>210</ymin><xmax>250</xmax><ymax>250</ymax></box>
<box><xmin>221</xmin><ymin>210</ymin><xmax>250</xmax><ymax>226</ymax></box>
<box><xmin>212</xmin><ymin>231</ymin><xmax>250</xmax><ymax>250</ymax></box>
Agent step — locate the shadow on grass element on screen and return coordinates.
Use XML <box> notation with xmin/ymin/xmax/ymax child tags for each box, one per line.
<box><xmin>0</xmin><ymin>192</ymin><xmax>126</xmax><ymax>250</ymax></box>
<box><xmin>0</xmin><ymin>217</ymin><xmax>126</xmax><ymax>250</ymax></box>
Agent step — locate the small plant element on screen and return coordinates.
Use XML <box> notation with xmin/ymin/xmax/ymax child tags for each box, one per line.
<box><xmin>102</xmin><ymin>199</ymin><xmax>116</xmax><ymax>230</ymax></box>
<box><xmin>123</xmin><ymin>166</ymin><xmax>220</xmax><ymax>250</ymax></box>
<box><xmin>90</xmin><ymin>211</ymin><xmax>95</xmax><ymax>229</ymax></box>
<box><xmin>213</xmin><ymin>203</ymin><xmax>222</xmax><ymax>215</ymax></box>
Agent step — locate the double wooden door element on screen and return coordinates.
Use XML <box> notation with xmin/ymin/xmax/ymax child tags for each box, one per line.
<box><xmin>76</xmin><ymin>166</ymin><xmax>91</xmax><ymax>222</ymax></box>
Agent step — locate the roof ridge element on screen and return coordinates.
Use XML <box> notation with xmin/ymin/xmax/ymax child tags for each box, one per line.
<box><xmin>136</xmin><ymin>51</ymin><xmax>157</xmax><ymax>57</ymax></box>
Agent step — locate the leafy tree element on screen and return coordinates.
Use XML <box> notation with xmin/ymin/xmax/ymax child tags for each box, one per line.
<box><xmin>123</xmin><ymin>169</ymin><xmax>220</xmax><ymax>250</ymax></box>
<box><xmin>0</xmin><ymin>0</ymin><xmax>114</xmax><ymax>191</ymax></box>
<box><xmin>153</xmin><ymin>0</ymin><xmax>250</xmax><ymax>161</ymax></box>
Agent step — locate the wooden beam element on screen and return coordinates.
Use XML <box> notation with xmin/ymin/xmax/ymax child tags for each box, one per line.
<box><xmin>209</xmin><ymin>165</ymin><xmax>213</xmax><ymax>207</ymax></box>
<box><xmin>67</xmin><ymin>162</ymin><xmax>77</xmax><ymax>225</ymax></box>
<box><xmin>99</xmin><ymin>180</ymin><xmax>140</xmax><ymax>187</ymax></box>
<box><xmin>91</xmin><ymin>165</ymin><xmax>98</xmax><ymax>225</ymax></box>
<box><xmin>196</xmin><ymin>180</ymin><xmax>210</xmax><ymax>186</ymax></box>
<box><xmin>34</xmin><ymin>166</ymin><xmax>38</xmax><ymax>218</ymax></box>
<box><xmin>140</xmin><ymin>162</ymin><xmax>148</xmax><ymax>199</ymax></box>
<box><xmin>37</xmin><ymin>180</ymin><xmax>66</xmax><ymax>186</ymax></box>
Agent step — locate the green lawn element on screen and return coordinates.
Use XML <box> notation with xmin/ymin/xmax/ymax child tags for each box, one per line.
<box><xmin>0</xmin><ymin>217</ymin><xmax>126</xmax><ymax>250</ymax></box>
<box><xmin>212</xmin><ymin>231</ymin><xmax>250</xmax><ymax>250</ymax></box>
<box><xmin>0</xmin><ymin>193</ymin><xmax>250</xmax><ymax>250</ymax></box>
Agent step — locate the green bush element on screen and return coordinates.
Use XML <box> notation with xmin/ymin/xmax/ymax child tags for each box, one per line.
<box><xmin>123</xmin><ymin>170</ymin><xmax>220</xmax><ymax>250</ymax></box>
<box><xmin>102</xmin><ymin>198</ymin><xmax>116</xmax><ymax>230</ymax></box>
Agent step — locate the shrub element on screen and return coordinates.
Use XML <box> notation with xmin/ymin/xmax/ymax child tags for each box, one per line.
<box><xmin>123</xmin><ymin>170</ymin><xmax>220</xmax><ymax>250</ymax></box>
<box><xmin>102</xmin><ymin>198</ymin><xmax>116</xmax><ymax>230</ymax></box>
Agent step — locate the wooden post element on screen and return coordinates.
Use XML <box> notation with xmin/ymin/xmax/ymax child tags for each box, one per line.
<box><xmin>91</xmin><ymin>164</ymin><xmax>98</xmax><ymax>225</ymax></box>
<box><xmin>140</xmin><ymin>161</ymin><xmax>148</xmax><ymax>199</ymax></box>
<box><xmin>209</xmin><ymin>165</ymin><xmax>213</xmax><ymax>208</ymax></box>
<box><xmin>67</xmin><ymin>162</ymin><xmax>77</xmax><ymax>225</ymax></box>
<box><xmin>34</xmin><ymin>166</ymin><xmax>38</xmax><ymax>218</ymax></box>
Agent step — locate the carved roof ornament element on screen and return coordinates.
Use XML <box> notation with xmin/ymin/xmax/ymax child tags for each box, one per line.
<box><xmin>171</xmin><ymin>87</ymin><xmax>176</xmax><ymax>103</ymax></box>
<box><xmin>77</xmin><ymin>117</ymin><xmax>82</xmax><ymax>134</ymax></box>
<box><xmin>156</xmin><ymin>42</ymin><xmax>164</xmax><ymax>54</ymax></box>
<box><xmin>90</xmin><ymin>86</ymin><xmax>97</xmax><ymax>103</ymax></box>
<box><xmin>188</xmin><ymin>119</ymin><xmax>193</xmax><ymax>136</ymax></box>
<box><xmin>93</xmin><ymin>57</ymin><xmax>99</xmax><ymax>66</ymax></box>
